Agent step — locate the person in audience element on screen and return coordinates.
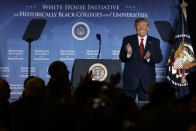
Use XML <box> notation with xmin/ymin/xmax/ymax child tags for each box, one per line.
<box><xmin>10</xmin><ymin>76</ymin><xmax>46</xmax><ymax>131</ymax></box>
<box><xmin>47</xmin><ymin>61</ymin><xmax>72</xmax><ymax>103</ymax></box>
<box><xmin>179</xmin><ymin>72</ymin><xmax>196</xmax><ymax>131</ymax></box>
<box><xmin>75</xmin><ymin>71</ymin><xmax>138</xmax><ymax>131</ymax></box>
<box><xmin>138</xmin><ymin>81</ymin><xmax>190</xmax><ymax>131</ymax></box>
<box><xmin>0</xmin><ymin>78</ymin><xmax>11</xmax><ymax>131</ymax></box>
<box><xmin>40</xmin><ymin>61</ymin><xmax>77</xmax><ymax>131</ymax></box>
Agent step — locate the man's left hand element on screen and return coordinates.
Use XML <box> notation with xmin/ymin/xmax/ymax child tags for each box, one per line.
<box><xmin>144</xmin><ymin>50</ymin><xmax>150</xmax><ymax>60</ymax></box>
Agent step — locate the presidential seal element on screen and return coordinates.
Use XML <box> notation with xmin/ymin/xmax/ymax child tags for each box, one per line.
<box><xmin>72</xmin><ymin>22</ymin><xmax>90</xmax><ymax>40</ymax></box>
<box><xmin>167</xmin><ymin>41</ymin><xmax>196</xmax><ymax>86</ymax></box>
<box><xmin>173</xmin><ymin>42</ymin><xmax>196</xmax><ymax>70</ymax></box>
<box><xmin>89</xmin><ymin>63</ymin><xmax>108</xmax><ymax>81</ymax></box>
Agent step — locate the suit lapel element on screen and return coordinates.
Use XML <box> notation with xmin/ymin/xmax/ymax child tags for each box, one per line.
<box><xmin>144</xmin><ymin>36</ymin><xmax>152</xmax><ymax>53</ymax></box>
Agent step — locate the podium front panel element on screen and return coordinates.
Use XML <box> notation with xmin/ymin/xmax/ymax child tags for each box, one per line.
<box><xmin>71</xmin><ymin>59</ymin><xmax>123</xmax><ymax>89</ymax></box>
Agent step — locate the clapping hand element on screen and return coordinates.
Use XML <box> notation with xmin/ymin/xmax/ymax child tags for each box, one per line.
<box><xmin>144</xmin><ymin>50</ymin><xmax>150</xmax><ymax>60</ymax></box>
<box><xmin>126</xmin><ymin>43</ymin><xmax>132</xmax><ymax>54</ymax></box>
<box><xmin>109</xmin><ymin>72</ymin><xmax>121</xmax><ymax>87</ymax></box>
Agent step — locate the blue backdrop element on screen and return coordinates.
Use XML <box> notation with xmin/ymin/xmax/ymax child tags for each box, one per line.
<box><xmin>0</xmin><ymin>0</ymin><xmax>179</xmax><ymax>99</ymax></box>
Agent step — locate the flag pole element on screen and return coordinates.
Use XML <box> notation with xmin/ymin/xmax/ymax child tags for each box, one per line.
<box><xmin>180</xmin><ymin>0</ymin><xmax>187</xmax><ymax>84</ymax></box>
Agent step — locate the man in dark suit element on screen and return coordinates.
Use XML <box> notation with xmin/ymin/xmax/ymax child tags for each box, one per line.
<box><xmin>119</xmin><ymin>18</ymin><xmax>163</xmax><ymax>101</ymax></box>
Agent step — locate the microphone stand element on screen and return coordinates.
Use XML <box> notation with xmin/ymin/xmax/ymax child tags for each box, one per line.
<box><xmin>97</xmin><ymin>39</ymin><xmax>101</xmax><ymax>59</ymax></box>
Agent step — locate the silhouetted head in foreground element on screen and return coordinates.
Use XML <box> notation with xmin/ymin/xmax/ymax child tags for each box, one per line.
<box><xmin>22</xmin><ymin>76</ymin><xmax>46</xmax><ymax>99</ymax></box>
<box><xmin>48</xmin><ymin>61</ymin><xmax>69</xmax><ymax>79</ymax></box>
<box><xmin>148</xmin><ymin>81</ymin><xmax>177</xmax><ymax>105</ymax></box>
<box><xmin>47</xmin><ymin>61</ymin><xmax>71</xmax><ymax>102</ymax></box>
<box><xmin>0</xmin><ymin>78</ymin><xmax>10</xmax><ymax>101</ymax></box>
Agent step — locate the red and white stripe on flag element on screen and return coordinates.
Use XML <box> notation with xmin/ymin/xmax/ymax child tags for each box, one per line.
<box><xmin>174</xmin><ymin>59</ymin><xmax>183</xmax><ymax>69</ymax></box>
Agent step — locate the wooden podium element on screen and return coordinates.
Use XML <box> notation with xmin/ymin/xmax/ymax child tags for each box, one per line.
<box><xmin>71</xmin><ymin>59</ymin><xmax>123</xmax><ymax>89</ymax></box>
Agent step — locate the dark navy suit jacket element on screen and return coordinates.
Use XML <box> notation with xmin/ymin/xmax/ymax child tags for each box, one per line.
<box><xmin>119</xmin><ymin>34</ymin><xmax>163</xmax><ymax>92</ymax></box>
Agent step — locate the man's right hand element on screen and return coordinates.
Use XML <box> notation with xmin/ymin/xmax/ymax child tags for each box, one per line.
<box><xmin>126</xmin><ymin>43</ymin><xmax>132</xmax><ymax>54</ymax></box>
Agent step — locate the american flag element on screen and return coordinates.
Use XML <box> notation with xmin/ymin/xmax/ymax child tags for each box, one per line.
<box><xmin>173</xmin><ymin>58</ymin><xmax>184</xmax><ymax>69</ymax></box>
<box><xmin>166</xmin><ymin>0</ymin><xmax>194</xmax><ymax>98</ymax></box>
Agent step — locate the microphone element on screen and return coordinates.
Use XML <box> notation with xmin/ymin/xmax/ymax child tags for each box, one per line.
<box><xmin>96</xmin><ymin>34</ymin><xmax>101</xmax><ymax>41</ymax></box>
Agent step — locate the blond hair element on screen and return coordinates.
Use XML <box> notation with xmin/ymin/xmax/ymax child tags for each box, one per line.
<box><xmin>135</xmin><ymin>18</ymin><xmax>149</xmax><ymax>27</ymax></box>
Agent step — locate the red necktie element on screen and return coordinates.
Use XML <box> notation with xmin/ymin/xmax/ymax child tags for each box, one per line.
<box><xmin>139</xmin><ymin>38</ymin><xmax>144</xmax><ymax>59</ymax></box>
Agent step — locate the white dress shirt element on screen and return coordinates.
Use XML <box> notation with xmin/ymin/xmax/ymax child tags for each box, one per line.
<box><xmin>138</xmin><ymin>35</ymin><xmax>147</xmax><ymax>48</ymax></box>
<box><xmin>127</xmin><ymin>35</ymin><xmax>150</xmax><ymax>62</ymax></box>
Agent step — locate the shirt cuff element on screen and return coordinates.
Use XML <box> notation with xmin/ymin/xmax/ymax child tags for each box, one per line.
<box><xmin>127</xmin><ymin>53</ymin><xmax>132</xmax><ymax>58</ymax></box>
<box><xmin>147</xmin><ymin>58</ymin><xmax>150</xmax><ymax>62</ymax></box>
